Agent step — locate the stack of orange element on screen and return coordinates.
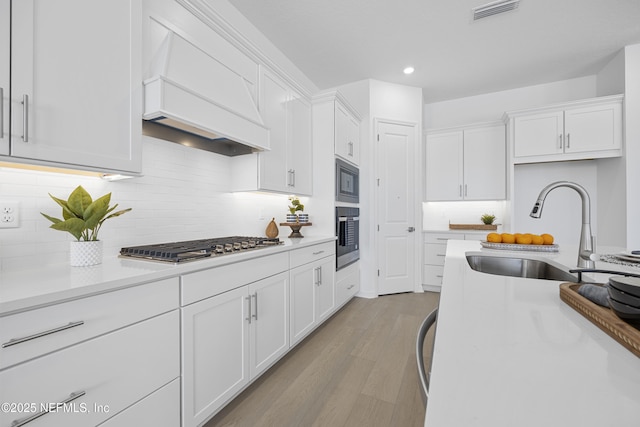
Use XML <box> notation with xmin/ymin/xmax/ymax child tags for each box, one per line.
<box><xmin>486</xmin><ymin>232</ymin><xmax>554</xmax><ymax>245</ymax></box>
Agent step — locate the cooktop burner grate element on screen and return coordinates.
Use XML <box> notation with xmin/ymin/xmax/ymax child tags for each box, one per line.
<box><xmin>120</xmin><ymin>236</ymin><xmax>282</xmax><ymax>263</ymax></box>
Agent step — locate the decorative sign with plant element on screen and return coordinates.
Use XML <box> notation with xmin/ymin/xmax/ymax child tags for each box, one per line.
<box><xmin>41</xmin><ymin>185</ymin><xmax>132</xmax><ymax>241</ymax></box>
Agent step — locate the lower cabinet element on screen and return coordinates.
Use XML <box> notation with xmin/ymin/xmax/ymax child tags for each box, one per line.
<box><xmin>181</xmin><ymin>271</ymin><xmax>289</xmax><ymax>427</ymax></box>
<box><xmin>335</xmin><ymin>261</ymin><xmax>360</xmax><ymax>309</ymax></box>
<box><xmin>423</xmin><ymin>232</ymin><xmax>485</xmax><ymax>290</ymax></box>
<box><xmin>289</xmin><ymin>256</ymin><xmax>335</xmax><ymax>346</ymax></box>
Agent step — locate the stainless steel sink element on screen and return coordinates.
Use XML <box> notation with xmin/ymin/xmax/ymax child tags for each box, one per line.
<box><xmin>466</xmin><ymin>254</ymin><xmax>579</xmax><ymax>282</ymax></box>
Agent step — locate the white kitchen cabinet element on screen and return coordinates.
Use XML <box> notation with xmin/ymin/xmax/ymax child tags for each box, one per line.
<box><xmin>0</xmin><ymin>0</ymin><xmax>8</xmax><ymax>155</ymax></box>
<box><xmin>422</xmin><ymin>232</ymin><xmax>485</xmax><ymax>290</ymax></box>
<box><xmin>181</xmin><ymin>257</ymin><xmax>289</xmax><ymax>427</ymax></box>
<box><xmin>289</xmin><ymin>242</ymin><xmax>336</xmax><ymax>346</ymax></box>
<box><xmin>425</xmin><ymin>123</ymin><xmax>506</xmax><ymax>201</ymax></box>
<box><xmin>313</xmin><ymin>89</ymin><xmax>362</xmax><ymax>167</ymax></box>
<box><xmin>232</xmin><ymin>69</ymin><xmax>312</xmax><ymax>195</ymax></box>
<box><xmin>335</xmin><ymin>261</ymin><xmax>360</xmax><ymax>309</ymax></box>
<box><xmin>0</xmin><ymin>279</ymin><xmax>180</xmax><ymax>426</ymax></box>
<box><xmin>2</xmin><ymin>0</ymin><xmax>141</xmax><ymax>174</ymax></box>
<box><xmin>508</xmin><ymin>94</ymin><xmax>623</xmax><ymax>163</ymax></box>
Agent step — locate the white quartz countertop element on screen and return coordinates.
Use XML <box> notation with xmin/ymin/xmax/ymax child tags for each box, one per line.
<box><xmin>0</xmin><ymin>236</ymin><xmax>335</xmax><ymax>316</ymax></box>
<box><xmin>425</xmin><ymin>240</ymin><xmax>640</xmax><ymax>427</ymax></box>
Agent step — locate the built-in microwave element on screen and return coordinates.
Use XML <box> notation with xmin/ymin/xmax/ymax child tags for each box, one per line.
<box><xmin>336</xmin><ymin>158</ymin><xmax>359</xmax><ymax>203</ymax></box>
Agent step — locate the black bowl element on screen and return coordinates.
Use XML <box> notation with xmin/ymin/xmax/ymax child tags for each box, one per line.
<box><xmin>608</xmin><ymin>297</ymin><xmax>640</xmax><ymax>326</ymax></box>
<box><xmin>608</xmin><ymin>284</ymin><xmax>640</xmax><ymax>308</ymax></box>
<box><xmin>608</xmin><ymin>276</ymin><xmax>640</xmax><ymax>299</ymax></box>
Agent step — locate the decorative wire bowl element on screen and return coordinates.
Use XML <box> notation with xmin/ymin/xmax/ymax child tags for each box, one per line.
<box><xmin>480</xmin><ymin>241</ymin><xmax>559</xmax><ymax>252</ymax></box>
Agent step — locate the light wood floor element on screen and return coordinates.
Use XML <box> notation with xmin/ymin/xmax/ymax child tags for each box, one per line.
<box><xmin>205</xmin><ymin>291</ymin><xmax>440</xmax><ymax>427</ymax></box>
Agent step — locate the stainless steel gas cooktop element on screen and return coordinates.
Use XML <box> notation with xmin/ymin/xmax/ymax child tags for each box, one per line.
<box><xmin>119</xmin><ymin>236</ymin><xmax>282</xmax><ymax>264</ymax></box>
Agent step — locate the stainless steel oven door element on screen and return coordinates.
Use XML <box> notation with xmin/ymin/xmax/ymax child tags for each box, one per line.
<box><xmin>336</xmin><ymin>207</ymin><xmax>360</xmax><ymax>270</ymax></box>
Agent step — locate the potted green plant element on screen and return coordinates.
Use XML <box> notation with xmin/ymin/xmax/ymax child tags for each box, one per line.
<box><xmin>41</xmin><ymin>185</ymin><xmax>131</xmax><ymax>266</ymax></box>
<box><xmin>480</xmin><ymin>214</ymin><xmax>496</xmax><ymax>225</ymax></box>
<box><xmin>287</xmin><ymin>196</ymin><xmax>305</xmax><ymax>223</ymax></box>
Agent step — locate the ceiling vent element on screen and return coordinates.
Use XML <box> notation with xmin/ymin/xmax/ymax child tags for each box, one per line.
<box><xmin>472</xmin><ymin>0</ymin><xmax>520</xmax><ymax>20</ymax></box>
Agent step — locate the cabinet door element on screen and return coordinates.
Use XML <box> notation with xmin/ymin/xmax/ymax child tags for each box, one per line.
<box><xmin>315</xmin><ymin>258</ymin><xmax>336</xmax><ymax>323</ymax></box>
<box><xmin>564</xmin><ymin>102</ymin><xmax>622</xmax><ymax>153</ymax></box>
<box><xmin>10</xmin><ymin>0</ymin><xmax>141</xmax><ymax>173</ymax></box>
<box><xmin>348</xmin><ymin>113</ymin><xmax>360</xmax><ymax>165</ymax></box>
<box><xmin>425</xmin><ymin>131</ymin><xmax>463</xmax><ymax>201</ymax></box>
<box><xmin>259</xmin><ymin>69</ymin><xmax>289</xmax><ymax>192</ymax></box>
<box><xmin>290</xmin><ymin>262</ymin><xmax>316</xmax><ymax>345</ymax></box>
<box><xmin>181</xmin><ymin>286</ymin><xmax>249</xmax><ymax>427</ymax></box>
<box><xmin>463</xmin><ymin>125</ymin><xmax>505</xmax><ymax>200</ymax></box>
<box><xmin>288</xmin><ymin>92</ymin><xmax>312</xmax><ymax>195</ymax></box>
<box><xmin>334</xmin><ymin>102</ymin><xmax>351</xmax><ymax>161</ymax></box>
<box><xmin>249</xmin><ymin>272</ymin><xmax>289</xmax><ymax>378</ymax></box>
<box><xmin>0</xmin><ymin>0</ymin><xmax>8</xmax><ymax>155</ymax></box>
<box><xmin>513</xmin><ymin>111</ymin><xmax>564</xmax><ymax>157</ymax></box>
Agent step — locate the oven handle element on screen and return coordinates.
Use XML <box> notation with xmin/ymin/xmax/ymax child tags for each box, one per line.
<box><xmin>337</xmin><ymin>216</ymin><xmax>360</xmax><ymax>222</ymax></box>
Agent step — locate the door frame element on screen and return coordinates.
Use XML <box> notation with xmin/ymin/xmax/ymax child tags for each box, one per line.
<box><xmin>373</xmin><ymin>118</ymin><xmax>423</xmax><ymax>295</ymax></box>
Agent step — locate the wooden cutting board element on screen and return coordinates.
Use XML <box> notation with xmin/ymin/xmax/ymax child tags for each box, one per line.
<box><xmin>559</xmin><ymin>283</ymin><xmax>640</xmax><ymax>358</ymax></box>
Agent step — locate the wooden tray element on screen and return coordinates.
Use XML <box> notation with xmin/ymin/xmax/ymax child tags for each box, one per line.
<box><xmin>559</xmin><ymin>283</ymin><xmax>640</xmax><ymax>358</ymax></box>
<box><xmin>448</xmin><ymin>223</ymin><xmax>497</xmax><ymax>230</ymax></box>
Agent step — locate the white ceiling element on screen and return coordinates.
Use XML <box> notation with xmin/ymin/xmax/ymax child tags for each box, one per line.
<box><xmin>227</xmin><ymin>0</ymin><xmax>640</xmax><ymax>103</ymax></box>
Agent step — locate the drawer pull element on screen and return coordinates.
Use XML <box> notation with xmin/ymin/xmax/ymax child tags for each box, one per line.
<box><xmin>11</xmin><ymin>391</ymin><xmax>86</xmax><ymax>427</ymax></box>
<box><xmin>436</xmin><ymin>275</ymin><xmax>443</xmax><ymax>278</ymax></box>
<box><xmin>2</xmin><ymin>321</ymin><xmax>85</xmax><ymax>348</ymax></box>
<box><xmin>436</xmin><ymin>254</ymin><xmax>445</xmax><ymax>257</ymax></box>
<box><xmin>312</xmin><ymin>250</ymin><xmax>325</xmax><ymax>256</ymax></box>
<box><xmin>347</xmin><ymin>284</ymin><xmax>355</xmax><ymax>290</ymax></box>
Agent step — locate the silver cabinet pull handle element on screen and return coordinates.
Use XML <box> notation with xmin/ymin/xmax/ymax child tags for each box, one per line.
<box><xmin>2</xmin><ymin>321</ymin><xmax>84</xmax><ymax>348</ymax></box>
<box><xmin>312</xmin><ymin>250</ymin><xmax>325</xmax><ymax>256</ymax></box>
<box><xmin>408</xmin><ymin>227</ymin><xmax>415</xmax><ymax>232</ymax></box>
<box><xmin>0</xmin><ymin>87</ymin><xmax>4</xmax><ymax>137</ymax></box>
<box><xmin>566</xmin><ymin>133</ymin><xmax>570</xmax><ymax>148</ymax></box>
<box><xmin>558</xmin><ymin>134</ymin><xmax>563</xmax><ymax>149</ymax></box>
<box><xmin>252</xmin><ymin>292</ymin><xmax>258</xmax><ymax>321</ymax></box>
<box><xmin>22</xmin><ymin>94</ymin><xmax>29</xmax><ymax>142</ymax></box>
<box><xmin>459</xmin><ymin>185</ymin><xmax>462</xmax><ymax>197</ymax></box>
<box><xmin>246</xmin><ymin>296</ymin><xmax>252</xmax><ymax>324</ymax></box>
<box><xmin>347</xmin><ymin>284</ymin><xmax>355</xmax><ymax>290</ymax></box>
<box><xmin>464</xmin><ymin>184</ymin><xmax>468</xmax><ymax>197</ymax></box>
<box><xmin>11</xmin><ymin>391</ymin><xmax>86</xmax><ymax>427</ymax></box>
<box><xmin>348</xmin><ymin>141</ymin><xmax>353</xmax><ymax>156</ymax></box>
<box><xmin>318</xmin><ymin>266</ymin><xmax>322</xmax><ymax>285</ymax></box>
<box><xmin>292</xmin><ymin>169</ymin><xmax>295</xmax><ymax>187</ymax></box>
<box><xmin>314</xmin><ymin>267</ymin><xmax>320</xmax><ymax>286</ymax></box>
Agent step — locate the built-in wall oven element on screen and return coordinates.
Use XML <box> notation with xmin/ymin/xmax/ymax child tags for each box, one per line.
<box><xmin>336</xmin><ymin>206</ymin><xmax>359</xmax><ymax>270</ymax></box>
<box><xmin>336</xmin><ymin>158</ymin><xmax>359</xmax><ymax>204</ymax></box>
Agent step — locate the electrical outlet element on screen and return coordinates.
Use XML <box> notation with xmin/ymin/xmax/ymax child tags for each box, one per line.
<box><xmin>0</xmin><ymin>201</ymin><xmax>19</xmax><ymax>228</ymax></box>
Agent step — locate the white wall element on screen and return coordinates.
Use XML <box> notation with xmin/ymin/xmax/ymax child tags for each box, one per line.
<box><xmin>424</xmin><ymin>76</ymin><xmax>597</xmax><ymax>129</ymax></box>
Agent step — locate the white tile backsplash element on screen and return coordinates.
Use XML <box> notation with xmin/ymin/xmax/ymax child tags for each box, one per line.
<box><xmin>0</xmin><ymin>136</ymin><xmax>297</xmax><ymax>271</ymax></box>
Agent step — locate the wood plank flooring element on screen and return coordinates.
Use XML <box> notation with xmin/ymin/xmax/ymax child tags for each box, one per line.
<box><xmin>205</xmin><ymin>291</ymin><xmax>440</xmax><ymax>427</ymax></box>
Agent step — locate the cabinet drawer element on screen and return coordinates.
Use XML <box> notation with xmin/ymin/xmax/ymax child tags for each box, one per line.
<box><xmin>0</xmin><ymin>278</ymin><xmax>179</xmax><ymax>370</ymax></box>
<box><xmin>336</xmin><ymin>265</ymin><xmax>359</xmax><ymax>308</ymax></box>
<box><xmin>0</xmin><ymin>310</ymin><xmax>180</xmax><ymax>427</ymax></box>
<box><xmin>289</xmin><ymin>242</ymin><xmax>335</xmax><ymax>269</ymax></box>
<box><xmin>424</xmin><ymin>233</ymin><xmax>455</xmax><ymax>244</ymax></box>
<box><xmin>100</xmin><ymin>378</ymin><xmax>180</xmax><ymax>427</ymax></box>
<box><xmin>181</xmin><ymin>252</ymin><xmax>288</xmax><ymax>306</ymax></box>
<box><xmin>423</xmin><ymin>265</ymin><xmax>444</xmax><ymax>286</ymax></box>
<box><xmin>424</xmin><ymin>243</ymin><xmax>447</xmax><ymax>265</ymax></box>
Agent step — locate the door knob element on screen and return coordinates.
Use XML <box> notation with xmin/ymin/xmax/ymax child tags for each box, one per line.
<box><xmin>408</xmin><ymin>227</ymin><xmax>415</xmax><ymax>232</ymax></box>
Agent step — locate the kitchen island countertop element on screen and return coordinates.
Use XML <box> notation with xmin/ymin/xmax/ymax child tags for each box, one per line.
<box><xmin>425</xmin><ymin>239</ymin><xmax>640</xmax><ymax>427</ymax></box>
<box><xmin>0</xmin><ymin>236</ymin><xmax>335</xmax><ymax>316</ymax></box>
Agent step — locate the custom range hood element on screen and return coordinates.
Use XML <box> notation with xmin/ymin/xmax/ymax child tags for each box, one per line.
<box><xmin>143</xmin><ymin>28</ymin><xmax>269</xmax><ymax>156</ymax></box>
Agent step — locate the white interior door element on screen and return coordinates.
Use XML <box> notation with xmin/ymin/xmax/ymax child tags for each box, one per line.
<box><xmin>376</xmin><ymin>121</ymin><xmax>416</xmax><ymax>295</ymax></box>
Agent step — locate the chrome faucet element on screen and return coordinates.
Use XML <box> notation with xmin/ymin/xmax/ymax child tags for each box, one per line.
<box><xmin>530</xmin><ymin>181</ymin><xmax>595</xmax><ymax>269</ymax></box>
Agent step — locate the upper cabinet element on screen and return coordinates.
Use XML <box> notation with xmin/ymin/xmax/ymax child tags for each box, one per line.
<box><xmin>260</xmin><ymin>69</ymin><xmax>312</xmax><ymax>194</ymax></box>
<box><xmin>425</xmin><ymin>123</ymin><xmax>506</xmax><ymax>201</ymax></box>
<box><xmin>335</xmin><ymin>101</ymin><xmax>361</xmax><ymax>165</ymax></box>
<box><xmin>506</xmin><ymin>94</ymin><xmax>623</xmax><ymax>164</ymax></box>
<box><xmin>0</xmin><ymin>1</ymin><xmax>8</xmax><ymax>156</ymax></box>
<box><xmin>1</xmin><ymin>0</ymin><xmax>142</xmax><ymax>174</ymax></box>
<box><xmin>313</xmin><ymin>90</ymin><xmax>362</xmax><ymax>167</ymax></box>
<box><xmin>232</xmin><ymin>68</ymin><xmax>312</xmax><ymax>195</ymax></box>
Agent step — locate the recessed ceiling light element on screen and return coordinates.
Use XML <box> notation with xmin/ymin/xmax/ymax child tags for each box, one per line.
<box><xmin>403</xmin><ymin>66</ymin><xmax>415</xmax><ymax>75</ymax></box>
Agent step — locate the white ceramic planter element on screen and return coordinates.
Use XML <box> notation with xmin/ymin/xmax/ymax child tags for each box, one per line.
<box><xmin>70</xmin><ymin>240</ymin><xmax>103</xmax><ymax>267</ymax></box>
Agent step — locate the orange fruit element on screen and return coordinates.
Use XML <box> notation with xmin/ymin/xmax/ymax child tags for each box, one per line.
<box><xmin>487</xmin><ymin>232</ymin><xmax>502</xmax><ymax>243</ymax></box>
<box><xmin>501</xmin><ymin>233</ymin><xmax>515</xmax><ymax>244</ymax></box>
<box><xmin>531</xmin><ymin>234</ymin><xmax>544</xmax><ymax>245</ymax></box>
<box><xmin>541</xmin><ymin>233</ymin><xmax>554</xmax><ymax>245</ymax></box>
<box><xmin>516</xmin><ymin>234</ymin><xmax>533</xmax><ymax>245</ymax></box>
